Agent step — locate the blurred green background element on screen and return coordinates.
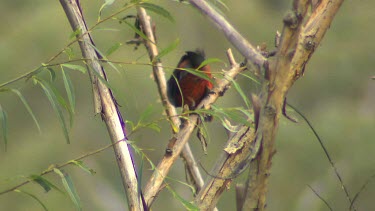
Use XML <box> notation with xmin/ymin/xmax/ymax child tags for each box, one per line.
<box><xmin>0</xmin><ymin>0</ymin><xmax>374</xmax><ymax>210</ymax></box>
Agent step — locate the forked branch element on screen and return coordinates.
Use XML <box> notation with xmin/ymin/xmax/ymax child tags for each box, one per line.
<box><xmin>189</xmin><ymin>0</ymin><xmax>346</xmax><ymax>210</ymax></box>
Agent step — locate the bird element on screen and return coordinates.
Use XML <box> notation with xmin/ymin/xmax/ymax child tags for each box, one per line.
<box><xmin>167</xmin><ymin>50</ymin><xmax>213</xmax><ymax>110</ymax></box>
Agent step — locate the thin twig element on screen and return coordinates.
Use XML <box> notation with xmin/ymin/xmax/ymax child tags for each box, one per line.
<box><xmin>307</xmin><ymin>185</ymin><xmax>333</xmax><ymax>211</ymax></box>
<box><xmin>288</xmin><ymin>104</ymin><xmax>355</xmax><ymax>210</ymax></box>
<box><xmin>0</xmin><ymin>138</ymin><xmax>125</xmax><ymax>195</ymax></box>
<box><xmin>351</xmin><ymin>173</ymin><xmax>375</xmax><ymax>210</ymax></box>
<box><xmin>0</xmin><ymin>2</ymin><xmax>139</xmax><ymax>89</ymax></box>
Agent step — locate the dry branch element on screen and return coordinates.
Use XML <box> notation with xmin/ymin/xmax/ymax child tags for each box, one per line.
<box><xmin>135</xmin><ymin>7</ymin><xmax>208</xmax><ymax>207</ymax></box>
<box><xmin>59</xmin><ymin>1</ymin><xmax>144</xmax><ymax>210</ymax></box>
<box><xmin>188</xmin><ymin>0</ymin><xmax>266</xmax><ymax>68</ymax></box>
<box><xmin>189</xmin><ymin>0</ymin><xmax>346</xmax><ymax>210</ymax></box>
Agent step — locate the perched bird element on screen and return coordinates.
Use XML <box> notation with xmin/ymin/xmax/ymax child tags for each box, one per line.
<box><xmin>167</xmin><ymin>50</ymin><xmax>213</xmax><ymax>110</ymax></box>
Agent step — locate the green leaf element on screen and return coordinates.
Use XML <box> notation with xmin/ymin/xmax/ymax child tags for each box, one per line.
<box><xmin>137</xmin><ymin>156</ymin><xmax>144</xmax><ymax>196</ymax></box>
<box><xmin>0</xmin><ymin>104</ymin><xmax>8</xmax><ymax>151</ymax></box>
<box><xmin>14</xmin><ymin>189</ymin><xmax>48</xmax><ymax>211</ymax></box>
<box><xmin>53</xmin><ymin>168</ymin><xmax>81</xmax><ymax>211</ymax></box>
<box><xmin>61</xmin><ymin>67</ymin><xmax>76</xmax><ymax>114</ymax></box>
<box><xmin>180</xmin><ymin>68</ymin><xmax>213</xmax><ymax>82</ymax></box>
<box><xmin>199</xmin><ymin>57</ymin><xmax>222</xmax><ymax>68</ymax></box>
<box><xmin>105</xmin><ymin>42</ymin><xmax>122</xmax><ymax>56</ymax></box>
<box><xmin>35</xmin><ymin>78</ymin><xmax>70</xmax><ymax>144</ymax></box>
<box><xmin>69</xmin><ymin>28</ymin><xmax>82</xmax><ymax>39</ymax></box>
<box><xmin>198</xmin><ymin>58</ymin><xmax>223</xmax><ymax>70</ymax></box>
<box><xmin>210</xmin><ymin>105</ymin><xmax>252</xmax><ymax>127</ymax></box>
<box><xmin>98</xmin><ymin>0</ymin><xmax>116</xmax><ymax>22</ymax></box>
<box><xmin>69</xmin><ymin>160</ymin><xmax>96</xmax><ymax>175</ymax></box>
<box><xmin>92</xmin><ymin>27</ymin><xmax>120</xmax><ymax>32</ymax></box>
<box><xmin>166</xmin><ymin>186</ymin><xmax>198</xmax><ymax>210</ymax></box>
<box><xmin>29</xmin><ymin>174</ymin><xmax>64</xmax><ymax>194</ymax></box>
<box><xmin>61</xmin><ymin>64</ymin><xmax>87</xmax><ymax>74</ymax></box>
<box><xmin>231</xmin><ymin>79</ymin><xmax>251</xmax><ymax>109</ymax></box>
<box><xmin>122</xmin><ymin>20</ymin><xmax>151</xmax><ymax>44</ymax></box>
<box><xmin>10</xmin><ymin>89</ymin><xmax>41</xmax><ymax>133</ymax></box>
<box><xmin>146</xmin><ymin>122</ymin><xmax>161</xmax><ymax>133</ymax></box>
<box><xmin>46</xmin><ymin>67</ymin><xmax>56</xmax><ymax>81</ymax></box>
<box><xmin>153</xmin><ymin>39</ymin><xmax>180</xmax><ymax>62</ymax></box>
<box><xmin>89</xmin><ymin>67</ymin><xmax>119</xmax><ymax>95</ymax></box>
<box><xmin>47</xmin><ymin>80</ymin><xmax>74</xmax><ymax>127</ymax></box>
<box><xmin>140</xmin><ymin>2</ymin><xmax>174</xmax><ymax>22</ymax></box>
<box><xmin>240</xmin><ymin>72</ymin><xmax>260</xmax><ymax>84</ymax></box>
<box><xmin>63</xmin><ymin>47</ymin><xmax>75</xmax><ymax>59</ymax></box>
<box><xmin>139</xmin><ymin>105</ymin><xmax>154</xmax><ymax>124</ymax></box>
<box><xmin>213</xmin><ymin>0</ymin><xmax>229</xmax><ymax>11</ymax></box>
<box><xmin>87</xmin><ymin>43</ymin><xmax>120</xmax><ymax>74</ymax></box>
<box><xmin>125</xmin><ymin>120</ymin><xmax>135</xmax><ymax>131</ymax></box>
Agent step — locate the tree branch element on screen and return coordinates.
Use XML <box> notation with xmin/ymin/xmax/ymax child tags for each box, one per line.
<box><xmin>188</xmin><ymin>0</ymin><xmax>266</xmax><ymax>68</ymax></box>
<box><xmin>143</xmin><ymin>48</ymin><xmax>244</xmax><ymax>206</ymax></box>
<box><xmin>59</xmin><ymin>1</ymin><xmax>144</xmax><ymax>210</ymax></box>
<box><xmin>188</xmin><ymin>0</ymin><xmax>346</xmax><ymax>210</ymax></box>
<box><xmin>135</xmin><ymin>7</ymin><xmax>209</xmax><ymax>208</ymax></box>
<box><xmin>241</xmin><ymin>0</ymin><xmax>345</xmax><ymax>210</ymax></box>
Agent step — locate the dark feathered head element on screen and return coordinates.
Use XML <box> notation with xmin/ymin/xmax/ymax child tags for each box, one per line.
<box><xmin>178</xmin><ymin>50</ymin><xmax>206</xmax><ymax>69</ymax></box>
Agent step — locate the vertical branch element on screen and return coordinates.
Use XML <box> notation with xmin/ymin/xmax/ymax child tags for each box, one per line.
<box><xmin>135</xmin><ymin>7</ymin><xmax>207</xmax><ymax>207</ymax></box>
<box><xmin>188</xmin><ymin>0</ymin><xmax>346</xmax><ymax>210</ymax></box>
<box><xmin>59</xmin><ymin>1</ymin><xmax>144</xmax><ymax>210</ymax></box>
<box><xmin>242</xmin><ymin>0</ymin><xmax>346</xmax><ymax>210</ymax></box>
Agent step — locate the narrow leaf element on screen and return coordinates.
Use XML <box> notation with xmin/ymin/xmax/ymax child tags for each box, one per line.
<box><xmin>0</xmin><ymin>104</ymin><xmax>8</xmax><ymax>151</ymax></box>
<box><xmin>166</xmin><ymin>186</ymin><xmax>198</xmax><ymax>210</ymax></box>
<box><xmin>46</xmin><ymin>67</ymin><xmax>56</xmax><ymax>81</ymax></box>
<box><xmin>63</xmin><ymin>47</ymin><xmax>75</xmax><ymax>59</ymax></box>
<box><xmin>105</xmin><ymin>42</ymin><xmax>122</xmax><ymax>56</ymax></box>
<box><xmin>122</xmin><ymin>20</ymin><xmax>151</xmax><ymax>44</ymax></box>
<box><xmin>198</xmin><ymin>58</ymin><xmax>223</xmax><ymax>70</ymax></box>
<box><xmin>69</xmin><ymin>160</ymin><xmax>96</xmax><ymax>175</ymax></box>
<box><xmin>29</xmin><ymin>174</ymin><xmax>64</xmax><ymax>194</ymax></box>
<box><xmin>181</xmin><ymin>68</ymin><xmax>213</xmax><ymax>82</ymax></box>
<box><xmin>240</xmin><ymin>72</ymin><xmax>260</xmax><ymax>84</ymax></box>
<box><xmin>140</xmin><ymin>3</ymin><xmax>174</xmax><ymax>22</ymax></box>
<box><xmin>53</xmin><ymin>168</ymin><xmax>81</xmax><ymax>211</ymax></box>
<box><xmin>61</xmin><ymin>67</ymin><xmax>76</xmax><ymax>114</ymax></box>
<box><xmin>87</xmin><ymin>43</ymin><xmax>120</xmax><ymax>74</ymax></box>
<box><xmin>47</xmin><ymin>81</ymin><xmax>74</xmax><ymax>127</ymax></box>
<box><xmin>89</xmin><ymin>67</ymin><xmax>119</xmax><ymax>95</ymax></box>
<box><xmin>98</xmin><ymin>0</ymin><xmax>115</xmax><ymax>22</ymax></box>
<box><xmin>14</xmin><ymin>189</ymin><xmax>48</xmax><ymax>211</ymax></box>
<box><xmin>146</xmin><ymin>122</ymin><xmax>161</xmax><ymax>133</ymax></box>
<box><xmin>154</xmin><ymin>39</ymin><xmax>180</xmax><ymax>62</ymax></box>
<box><xmin>231</xmin><ymin>79</ymin><xmax>251</xmax><ymax>109</ymax></box>
<box><xmin>139</xmin><ymin>105</ymin><xmax>154</xmax><ymax>123</ymax></box>
<box><xmin>61</xmin><ymin>64</ymin><xmax>87</xmax><ymax>74</ymax></box>
<box><xmin>11</xmin><ymin>89</ymin><xmax>41</xmax><ymax>133</ymax></box>
<box><xmin>30</xmin><ymin>176</ymin><xmax>50</xmax><ymax>192</ymax></box>
<box><xmin>69</xmin><ymin>28</ymin><xmax>82</xmax><ymax>39</ymax></box>
<box><xmin>35</xmin><ymin>78</ymin><xmax>70</xmax><ymax>144</ymax></box>
<box><xmin>137</xmin><ymin>157</ymin><xmax>144</xmax><ymax>196</ymax></box>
